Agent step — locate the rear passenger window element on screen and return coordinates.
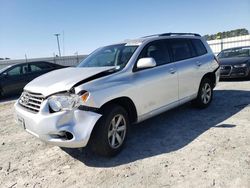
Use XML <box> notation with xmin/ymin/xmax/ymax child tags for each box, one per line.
<box><xmin>170</xmin><ymin>39</ymin><xmax>194</xmax><ymax>61</ymax></box>
<box><xmin>140</xmin><ymin>40</ymin><xmax>170</xmax><ymax>66</ymax></box>
<box><xmin>191</xmin><ymin>39</ymin><xmax>207</xmax><ymax>56</ymax></box>
<box><xmin>30</xmin><ymin>64</ymin><xmax>42</xmax><ymax>72</ymax></box>
<box><xmin>30</xmin><ymin>62</ymin><xmax>51</xmax><ymax>72</ymax></box>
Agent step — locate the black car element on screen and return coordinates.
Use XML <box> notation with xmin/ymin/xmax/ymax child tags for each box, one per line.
<box><xmin>0</xmin><ymin>61</ymin><xmax>66</xmax><ymax>97</ymax></box>
<box><xmin>218</xmin><ymin>46</ymin><xmax>250</xmax><ymax>79</ymax></box>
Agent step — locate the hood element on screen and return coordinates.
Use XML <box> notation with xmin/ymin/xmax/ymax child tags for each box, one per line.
<box><xmin>218</xmin><ymin>57</ymin><xmax>250</xmax><ymax>65</ymax></box>
<box><xmin>24</xmin><ymin>67</ymin><xmax>114</xmax><ymax>97</ymax></box>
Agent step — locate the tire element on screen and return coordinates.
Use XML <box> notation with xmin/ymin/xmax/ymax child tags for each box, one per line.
<box><xmin>192</xmin><ymin>78</ymin><xmax>213</xmax><ymax>109</ymax></box>
<box><xmin>247</xmin><ymin>71</ymin><xmax>250</xmax><ymax>80</ymax></box>
<box><xmin>89</xmin><ymin>104</ymin><xmax>129</xmax><ymax>157</ymax></box>
<box><xmin>0</xmin><ymin>87</ymin><xmax>3</xmax><ymax>98</ymax></box>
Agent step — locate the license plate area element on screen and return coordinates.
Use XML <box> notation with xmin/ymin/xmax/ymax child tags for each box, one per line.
<box><xmin>17</xmin><ymin>116</ymin><xmax>26</xmax><ymax>129</ymax></box>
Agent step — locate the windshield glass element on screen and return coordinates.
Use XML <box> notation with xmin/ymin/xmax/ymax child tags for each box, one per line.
<box><xmin>218</xmin><ymin>47</ymin><xmax>250</xmax><ymax>58</ymax></box>
<box><xmin>78</xmin><ymin>44</ymin><xmax>138</xmax><ymax>69</ymax></box>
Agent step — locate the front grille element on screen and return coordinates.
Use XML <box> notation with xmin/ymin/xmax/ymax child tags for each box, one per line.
<box><xmin>232</xmin><ymin>67</ymin><xmax>247</xmax><ymax>73</ymax></box>
<box><xmin>19</xmin><ymin>91</ymin><xmax>44</xmax><ymax>113</ymax></box>
<box><xmin>220</xmin><ymin>65</ymin><xmax>232</xmax><ymax>76</ymax></box>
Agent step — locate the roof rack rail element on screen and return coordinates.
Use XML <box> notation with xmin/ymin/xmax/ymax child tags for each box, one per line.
<box><xmin>142</xmin><ymin>34</ymin><xmax>161</xmax><ymax>38</ymax></box>
<box><xmin>142</xmin><ymin>32</ymin><xmax>201</xmax><ymax>38</ymax></box>
<box><xmin>159</xmin><ymin>33</ymin><xmax>201</xmax><ymax>37</ymax></box>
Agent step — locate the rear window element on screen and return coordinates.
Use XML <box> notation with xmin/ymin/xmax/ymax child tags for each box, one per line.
<box><xmin>170</xmin><ymin>39</ymin><xmax>194</xmax><ymax>61</ymax></box>
<box><xmin>191</xmin><ymin>39</ymin><xmax>207</xmax><ymax>56</ymax></box>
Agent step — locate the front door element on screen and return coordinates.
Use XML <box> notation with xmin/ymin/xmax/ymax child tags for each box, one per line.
<box><xmin>132</xmin><ymin>40</ymin><xmax>179</xmax><ymax>116</ymax></box>
<box><xmin>2</xmin><ymin>64</ymin><xmax>27</xmax><ymax>95</ymax></box>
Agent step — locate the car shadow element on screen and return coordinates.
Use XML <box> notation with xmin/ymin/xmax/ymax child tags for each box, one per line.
<box><xmin>0</xmin><ymin>94</ymin><xmax>20</xmax><ymax>103</ymax></box>
<box><xmin>62</xmin><ymin>89</ymin><xmax>250</xmax><ymax>167</ymax></box>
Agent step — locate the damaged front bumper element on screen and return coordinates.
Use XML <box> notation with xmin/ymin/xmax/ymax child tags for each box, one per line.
<box><xmin>14</xmin><ymin>100</ymin><xmax>102</xmax><ymax>148</ymax></box>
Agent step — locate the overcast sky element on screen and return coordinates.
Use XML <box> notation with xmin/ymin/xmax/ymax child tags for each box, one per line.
<box><xmin>0</xmin><ymin>0</ymin><xmax>249</xmax><ymax>59</ymax></box>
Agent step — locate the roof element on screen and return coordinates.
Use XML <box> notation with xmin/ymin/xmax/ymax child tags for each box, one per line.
<box><xmin>122</xmin><ymin>32</ymin><xmax>202</xmax><ymax>46</ymax></box>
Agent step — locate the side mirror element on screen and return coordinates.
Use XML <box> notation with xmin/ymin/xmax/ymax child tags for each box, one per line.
<box><xmin>137</xmin><ymin>57</ymin><xmax>156</xmax><ymax>69</ymax></box>
<box><xmin>2</xmin><ymin>72</ymin><xmax>8</xmax><ymax>78</ymax></box>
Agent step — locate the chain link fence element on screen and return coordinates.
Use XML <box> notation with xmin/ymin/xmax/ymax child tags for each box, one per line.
<box><xmin>0</xmin><ymin>55</ymin><xmax>87</xmax><ymax>69</ymax></box>
<box><xmin>1</xmin><ymin>35</ymin><xmax>250</xmax><ymax>69</ymax></box>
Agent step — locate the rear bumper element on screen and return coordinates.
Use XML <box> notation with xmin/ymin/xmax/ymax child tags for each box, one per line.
<box><xmin>14</xmin><ymin>101</ymin><xmax>102</xmax><ymax>148</ymax></box>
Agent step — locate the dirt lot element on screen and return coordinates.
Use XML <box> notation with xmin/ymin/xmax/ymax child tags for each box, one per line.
<box><xmin>0</xmin><ymin>81</ymin><xmax>250</xmax><ymax>188</ymax></box>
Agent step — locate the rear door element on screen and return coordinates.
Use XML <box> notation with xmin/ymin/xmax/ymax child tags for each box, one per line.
<box><xmin>26</xmin><ymin>62</ymin><xmax>55</xmax><ymax>82</ymax></box>
<box><xmin>169</xmin><ymin>38</ymin><xmax>205</xmax><ymax>101</ymax></box>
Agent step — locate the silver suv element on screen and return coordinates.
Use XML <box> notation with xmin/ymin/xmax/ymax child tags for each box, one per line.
<box><xmin>14</xmin><ymin>33</ymin><xmax>220</xmax><ymax>156</ymax></box>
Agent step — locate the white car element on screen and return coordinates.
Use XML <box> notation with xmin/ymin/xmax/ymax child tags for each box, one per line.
<box><xmin>14</xmin><ymin>33</ymin><xmax>220</xmax><ymax>156</ymax></box>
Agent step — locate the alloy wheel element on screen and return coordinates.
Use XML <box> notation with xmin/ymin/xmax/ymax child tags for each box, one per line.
<box><xmin>108</xmin><ymin>114</ymin><xmax>127</xmax><ymax>149</ymax></box>
<box><xmin>201</xmin><ymin>83</ymin><xmax>212</xmax><ymax>104</ymax></box>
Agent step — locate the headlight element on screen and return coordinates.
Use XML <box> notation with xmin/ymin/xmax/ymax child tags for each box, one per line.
<box><xmin>48</xmin><ymin>92</ymin><xmax>90</xmax><ymax>112</ymax></box>
<box><xmin>233</xmin><ymin>63</ymin><xmax>247</xmax><ymax>68</ymax></box>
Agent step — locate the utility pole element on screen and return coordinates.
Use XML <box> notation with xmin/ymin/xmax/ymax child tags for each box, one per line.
<box><xmin>63</xmin><ymin>30</ymin><xmax>65</xmax><ymax>56</ymax></box>
<box><xmin>25</xmin><ymin>54</ymin><xmax>28</xmax><ymax>63</ymax></box>
<box><xmin>54</xmin><ymin>33</ymin><xmax>61</xmax><ymax>57</ymax></box>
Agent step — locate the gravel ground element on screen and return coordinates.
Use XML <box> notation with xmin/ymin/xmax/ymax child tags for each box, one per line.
<box><xmin>0</xmin><ymin>81</ymin><xmax>250</xmax><ymax>188</ymax></box>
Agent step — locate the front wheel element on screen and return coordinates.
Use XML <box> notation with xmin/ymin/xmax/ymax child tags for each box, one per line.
<box><xmin>89</xmin><ymin>104</ymin><xmax>129</xmax><ymax>157</ymax></box>
<box><xmin>0</xmin><ymin>87</ymin><xmax>3</xmax><ymax>98</ymax></box>
<box><xmin>192</xmin><ymin>78</ymin><xmax>213</xmax><ymax>108</ymax></box>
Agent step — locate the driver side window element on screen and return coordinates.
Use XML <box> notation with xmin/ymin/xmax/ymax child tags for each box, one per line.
<box><xmin>7</xmin><ymin>66</ymin><xmax>22</xmax><ymax>76</ymax></box>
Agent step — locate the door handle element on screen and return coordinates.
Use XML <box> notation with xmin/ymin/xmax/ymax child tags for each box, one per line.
<box><xmin>170</xmin><ymin>68</ymin><xmax>176</xmax><ymax>74</ymax></box>
<box><xmin>196</xmin><ymin>61</ymin><xmax>202</xmax><ymax>67</ymax></box>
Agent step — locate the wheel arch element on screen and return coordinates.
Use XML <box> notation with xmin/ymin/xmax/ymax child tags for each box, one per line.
<box><xmin>200</xmin><ymin>72</ymin><xmax>216</xmax><ymax>88</ymax></box>
<box><xmin>99</xmin><ymin>96</ymin><xmax>138</xmax><ymax>124</ymax></box>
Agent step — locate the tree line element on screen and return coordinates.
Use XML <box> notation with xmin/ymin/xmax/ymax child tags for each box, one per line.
<box><xmin>204</xmin><ymin>28</ymin><xmax>249</xmax><ymax>40</ymax></box>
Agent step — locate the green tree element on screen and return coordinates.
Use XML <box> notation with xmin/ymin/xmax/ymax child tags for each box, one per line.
<box><xmin>204</xmin><ymin>28</ymin><xmax>249</xmax><ymax>40</ymax></box>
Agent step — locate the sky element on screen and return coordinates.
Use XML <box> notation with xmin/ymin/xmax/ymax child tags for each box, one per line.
<box><xmin>0</xmin><ymin>0</ymin><xmax>249</xmax><ymax>59</ymax></box>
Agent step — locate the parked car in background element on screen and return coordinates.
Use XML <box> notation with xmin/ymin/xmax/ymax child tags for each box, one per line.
<box><xmin>14</xmin><ymin>33</ymin><xmax>220</xmax><ymax>157</ymax></box>
<box><xmin>0</xmin><ymin>61</ymin><xmax>66</xmax><ymax>97</ymax></box>
<box><xmin>218</xmin><ymin>46</ymin><xmax>250</xmax><ymax>79</ymax></box>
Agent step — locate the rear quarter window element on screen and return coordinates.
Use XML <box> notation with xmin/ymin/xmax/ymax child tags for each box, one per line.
<box><xmin>191</xmin><ymin>39</ymin><xmax>207</xmax><ymax>56</ymax></box>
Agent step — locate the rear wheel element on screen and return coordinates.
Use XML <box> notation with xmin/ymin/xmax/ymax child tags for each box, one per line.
<box><xmin>192</xmin><ymin>78</ymin><xmax>213</xmax><ymax>108</ymax></box>
<box><xmin>89</xmin><ymin>104</ymin><xmax>129</xmax><ymax>157</ymax></box>
<box><xmin>248</xmin><ymin>71</ymin><xmax>250</xmax><ymax>80</ymax></box>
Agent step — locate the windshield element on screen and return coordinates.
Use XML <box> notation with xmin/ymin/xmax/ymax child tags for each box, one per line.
<box><xmin>218</xmin><ymin>47</ymin><xmax>250</xmax><ymax>58</ymax></box>
<box><xmin>78</xmin><ymin>44</ymin><xmax>138</xmax><ymax>69</ymax></box>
